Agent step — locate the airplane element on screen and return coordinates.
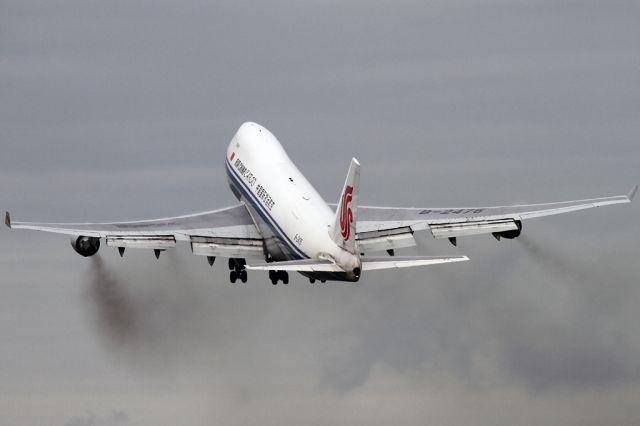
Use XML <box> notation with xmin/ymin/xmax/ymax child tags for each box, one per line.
<box><xmin>5</xmin><ymin>122</ymin><xmax>636</xmax><ymax>285</ymax></box>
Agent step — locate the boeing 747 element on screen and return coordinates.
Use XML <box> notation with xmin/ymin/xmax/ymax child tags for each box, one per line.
<box><xmin>5</xmin><ymin>122</ymin><xmax>636</xmax><ymax>284</ymax></box>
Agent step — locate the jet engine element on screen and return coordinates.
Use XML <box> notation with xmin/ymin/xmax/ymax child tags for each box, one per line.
<box><xmin>494</xmin><ymin>220</ymin><xmax>522</xmax><ymax>239</ymax></box>
<box><xmin>70</xmin><ymin>235</ymin><xmax>100</xmax><ymax>257</ymax></box>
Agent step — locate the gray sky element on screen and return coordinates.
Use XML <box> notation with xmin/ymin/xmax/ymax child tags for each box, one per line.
<box><xmin>1</xmin><ymin>1</ymin><xmax>639</xmax><ymax>425</ymax></box>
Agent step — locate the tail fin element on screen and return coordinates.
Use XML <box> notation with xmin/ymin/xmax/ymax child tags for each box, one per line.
<box><xmin>330</xmin><ymin>158</ymin><xmax>360</xmax><ymax>254</ymax></box>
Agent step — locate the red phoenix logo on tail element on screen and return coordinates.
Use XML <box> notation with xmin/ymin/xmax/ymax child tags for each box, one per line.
<box><xmin>340</xmin><ymin>185</ymin><xmax>354</xmax><ymax>240</ymax></box>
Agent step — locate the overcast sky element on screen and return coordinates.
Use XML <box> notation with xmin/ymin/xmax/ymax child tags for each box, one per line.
<box><xmin>1</xmin><ymin>1</ymin><xmax>639</xmax><ymax>425</ymax></box>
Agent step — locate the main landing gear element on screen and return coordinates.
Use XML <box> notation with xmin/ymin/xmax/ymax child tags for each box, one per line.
<box><xmin>269</xmin><ymin>270</ymin><xmax>289</xmax><ymax>285</ymax></box>
<box><xmin>228</xmin><ymin>258</ymin><xmax>248</xmax><ymax>283</ymax></box>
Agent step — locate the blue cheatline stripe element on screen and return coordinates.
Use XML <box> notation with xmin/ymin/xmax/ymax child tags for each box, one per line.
<box><xmin>225</xmin><ymin>161</ymin><xmax>306</xmax><ymax>259</ymax></box>
<box><xmin>225</xmin><ymin>159</ymin><xmax>308</xmax><ymax>260</ymax></box>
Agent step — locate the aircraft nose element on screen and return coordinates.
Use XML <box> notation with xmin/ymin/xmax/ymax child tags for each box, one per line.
<box><xmin>235</xmin><ymin>121</ymin><xmax>270</xmax><ymax>144</ymax></box>
<box><xmin>239</xmin><ymin>121</ymin><xmax>265</xmax><ymax>134</ymax></box>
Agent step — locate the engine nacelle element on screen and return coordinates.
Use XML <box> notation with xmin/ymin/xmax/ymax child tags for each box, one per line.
<box><xmin>70</xmin><ymin>235</ymin><xmax>100</xmax><ymax>257</ymax></box>
<box><xmin>495</xmin><ymin>220</ymin><xmax>522</xmax><ymax>239</ymax></box>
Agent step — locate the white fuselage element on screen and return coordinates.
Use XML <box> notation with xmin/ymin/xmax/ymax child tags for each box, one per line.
<box><xmin>224</xmin><ymin>122</ymin><xmax>359</xmax><ymax>280</ymax></box>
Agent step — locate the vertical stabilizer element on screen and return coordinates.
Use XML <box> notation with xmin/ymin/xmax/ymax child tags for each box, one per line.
<box><xmin>330</xmin><ymin>158</ymin><xmax>360</xmax><ymax>253</ymax></box>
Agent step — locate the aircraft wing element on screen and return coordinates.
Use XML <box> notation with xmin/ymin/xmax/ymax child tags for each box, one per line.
<box><xmin>5</xmin><ymin>204</ymin><xmax>264</xmax><ymax>258</ymax></box>
<box><xmin>355</xmin><ymin>186</ymin><xmax>636</xmax><ymax>252</ymax></box>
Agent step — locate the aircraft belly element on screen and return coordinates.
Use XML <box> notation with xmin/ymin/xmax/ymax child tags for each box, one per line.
<box><xmin>299</xmin><ymin>271</ymin><xmax>359</xmax><ymax>282</ymax></box>
<box><xmin>244</xmin><ymin>202</ymin><xmax>289</xmax><ymax>261</ymax></box>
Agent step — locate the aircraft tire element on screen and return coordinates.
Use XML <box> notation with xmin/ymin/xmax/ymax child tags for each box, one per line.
<box><xmin>230</xmin><ymin>270</ymin><xmax>237</xmax><ymax>283</ymax></box>
<box><xmin>282</xmin><ymin>272</ymin><xmax>289</xmax><ymax>285</ymax></box>
<box><xmin>240</xmin><ymin>270</ymin><xmax>247</xmax><ymax>283</ymax></box>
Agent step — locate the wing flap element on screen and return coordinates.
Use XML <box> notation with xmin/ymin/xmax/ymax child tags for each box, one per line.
<box><xmin>429</xmin><ymin>218</ymin><xmax>519</xmax><ymax>239</ymax></box>
<box><xmin>106</xmin><ymin>235</ymin><xmax>177</xmax><ymax>250</ymax></box>
<box><xmin>356</xmin><ymin>226</ymin><xmax>416</xmax><ymax>253</ymax></box>
<box><xmin>190</xmin><ymin>236</ymin><xmax>264</xmax><ymax>258</ymax></box>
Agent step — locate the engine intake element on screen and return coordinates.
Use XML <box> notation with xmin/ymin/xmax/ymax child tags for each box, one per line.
<box><xmin>70</xmin><ymin>235</ymin><xmax>100</xmax><ymax>257</ymax></box>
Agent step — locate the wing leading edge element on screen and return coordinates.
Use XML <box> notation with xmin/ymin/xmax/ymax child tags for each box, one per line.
<box><xmin>6</xmin><ymin>204</ymin><xmax>260</xmax><ymax>239</ymax></box>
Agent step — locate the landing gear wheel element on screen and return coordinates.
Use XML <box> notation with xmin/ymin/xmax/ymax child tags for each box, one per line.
<box><xmin>269</xmin><ymin>270</ymin><xmax>289</xmax><ymax>285</ymax></box>
<box><xmin>309</xmin><ymin>278</ymin><xmax>316</xmax><ymax>284</ymax></box>
<box><xmin>229</xmin><ymin>258</ymin><xmax>247</xmax><ymax>282</ymax></box>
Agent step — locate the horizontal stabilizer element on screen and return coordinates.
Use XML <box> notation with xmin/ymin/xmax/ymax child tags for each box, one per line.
<box><xmin>246</xmin><ymin>259</ymin><xmax>343</xmax><ymax>272</ymax></box>
<box><xmin>361</xmin><ymin>255</ymin><xmax>469</xmax><ymax>271</ymax></box>
<box><xmin>247</xmin><ymin>255</ymin><xmax>469</xmax><ymax>273</ymax></box>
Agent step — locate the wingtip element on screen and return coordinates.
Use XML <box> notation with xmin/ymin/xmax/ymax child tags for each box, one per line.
<box><xmin>5</xmin><ymin>211</ymin><xmax>11</xmax><ymax>229</ymax></box>
<box><xmin>628</xmin><ymin>185</ymin><xmax>638</xmax><ymax>201</ymax></box>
